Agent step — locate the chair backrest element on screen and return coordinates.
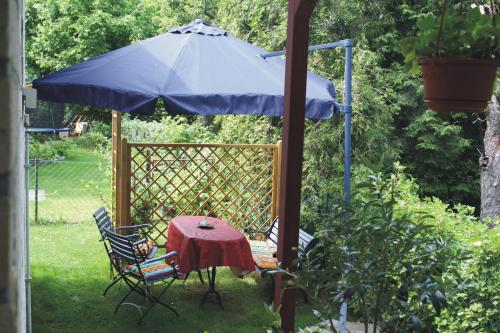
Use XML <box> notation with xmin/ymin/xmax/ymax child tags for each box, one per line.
<box><xmin>267</xmin><ymin>217</ymin><xmax>279</xmax><ymax>245</ymax></box>
<box><xmin>267</xmin><ymin>217</ymin><xmax>317</xmax><ymax>255</ymax></box>
<box><xmin>93</xmin><ymin>207</ymin><xmax>112</xmax><ymax>240</ymax></box>
<box><xmin>104</xmin><ymin>229</ymin><xmax>142</xmax><ymax>264</ymax></box>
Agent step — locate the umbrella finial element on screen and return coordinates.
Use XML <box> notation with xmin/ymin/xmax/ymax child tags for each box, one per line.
<box><xmin>169</xmin><ymin>19</ymin><xmax>228</xmax><ymax>36</ymax></box>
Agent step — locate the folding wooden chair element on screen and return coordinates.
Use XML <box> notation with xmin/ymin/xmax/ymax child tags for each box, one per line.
<box><xmin>105</xmin><ymin>229</ymin><xmax>180</xmax><ymax>324</ymax></box>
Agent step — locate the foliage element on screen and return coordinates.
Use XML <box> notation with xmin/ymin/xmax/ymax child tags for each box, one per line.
<box><xmin>73</xmin><ymin>132</ymin><xmax>110</xmax><ymax>150</ymax></box>
<box><xmin>25</xmin><ymin>0</ymin><xmax>487</xmax><ymax>210</ymax></box>
<box><xmin>402</xmin><ymin>111</ymin><xmax>480</xmax><ymax>207</ymax></box>
<box><xmin>265</xmin><ymin>303</ymin><xmax>284</xmax><ymax>333</ymax></box>
<box><xmin>297</xmin><ymin>165</ymin><xmax>499</xmax><ymax>332</ymax></box>
<box><xmin>25</xmin><ymin>0</ymin><xmax>139</xmax><ymax>79</ymax></box>
<box><xmin>298</xmin><ymin>167</ymin><xmax>451</xmax><ymax>332</ymax></box>
<box><xmin>89</xmin><ymin>120</ymin><xmax>111</xmax><ymax>138</ymax></box>
<box><xmin>436</xmin><ymin>244</ymin><xmax>500</xmax><ymax>332</ymax></box>
<box><xmin>121</xmin><ymin>115</ymin><xmax>216</xmax><ymax>143</ymax></box>
<box><xmin>214</xmin><ymin>115</ymin><xmax>281</xmax><ymax>144</ymax></box>
<box><xmin>29</xmin><ymin>136</ymin><xmax>76</xmax><ymax>160</ymax></box>
<box><xmin>400</xmin><ymin>4</ymin><xmax>500</xmax><ymax>73</ymax></box>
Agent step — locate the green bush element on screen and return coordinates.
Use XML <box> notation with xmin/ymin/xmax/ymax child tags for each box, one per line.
<box><xmin>121</xmin><ymin>115</ymin><xmax>216</xmax><ymax>143</ymax></box>
<box><xmin>29</xmin><ymin>137</ymin><xmax>75</xmax><ymax>160</ymax></box>
<box><xmin>73</xmin><ymin>132</ymin><xmax>110</xmax><ymax>150</ymax></box>
<box><xmin>297</xmin><ymin>165</ymin><xmax>498</xmax><ymax>332</ymax></box>
<box><xmin>90</xmin><ymin>121</ymin><xmax>111</xmax><ymax>137</ymax></box>
<box><xmin>298</xmin><ymin>167</ymin><xmax>450</xmax><ymax>332</ymax></box>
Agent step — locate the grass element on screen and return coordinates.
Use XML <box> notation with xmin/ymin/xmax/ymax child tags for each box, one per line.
<box><xmin>29</xmin><ymin>148</ymin><xmax>111</xmax><ymax>223</ymax></box>
<box><xmin>31</xmin><ymin>223</ymin><xmax>317</xmax><ymax>332</ymax></box>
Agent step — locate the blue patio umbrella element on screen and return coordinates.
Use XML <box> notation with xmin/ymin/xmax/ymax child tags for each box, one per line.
<box><xmin>33</xmin><ymin>20</ymin><xmax>336</xmax><ymax>119</ymax></box>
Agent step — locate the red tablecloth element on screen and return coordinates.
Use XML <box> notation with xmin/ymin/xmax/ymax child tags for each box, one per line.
<box><xmin>166</xmin><ymin>216</ymin><xmax>255</xmax><ymax>275</ymax></box>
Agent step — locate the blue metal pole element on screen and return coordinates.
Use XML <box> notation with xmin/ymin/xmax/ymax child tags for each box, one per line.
<box><xmin>339</xmin><ymin>39</ymin><xmax>353</xmax><ymax>333</ymax></box>
<box><xmin>259</xmin><ymin>39</ymin><xmax>351</xmax><ymax>59</ymax></box>
<box><xmin>261</xmin><ymin>38</ymin><xmax>354</xmax><ymax>332</ymax></box>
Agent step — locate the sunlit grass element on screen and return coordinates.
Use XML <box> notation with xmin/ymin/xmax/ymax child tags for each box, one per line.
<box><xmin>31</xmin><ymin>223</ymin><xmax>316</xmax><ymax>332</ymax></box>
<box><xmin>29</xmin><ymin>148</ymin><xmax>111</xmax><ymax>224</ymax></box>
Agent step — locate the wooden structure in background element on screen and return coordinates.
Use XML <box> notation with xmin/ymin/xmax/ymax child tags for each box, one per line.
<box><xmin>112</xmin><ymin>117</ymin><xmax>282</xmax><ymax>244</ymax></box>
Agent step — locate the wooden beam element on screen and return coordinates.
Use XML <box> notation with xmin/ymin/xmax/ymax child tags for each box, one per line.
<box><xmin>271</xmin><ymin>140</ymin><xmax>282</xmax><ymax>219</ymax></box>
<box><xmin>276</xmin><ymin>0</ymin><xmax>317</xmax><ymax>331</ymax></box>
<box><xmin>119</xmin><ymin>138</ymin><xmax>130</xmax><ymax>229</ymax></box>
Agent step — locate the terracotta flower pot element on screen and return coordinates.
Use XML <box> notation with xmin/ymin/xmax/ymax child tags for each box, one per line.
<box><xmin>420</xmin><ymin>58</ymin><xmax>498</xmax><ymax>113</ymax></box>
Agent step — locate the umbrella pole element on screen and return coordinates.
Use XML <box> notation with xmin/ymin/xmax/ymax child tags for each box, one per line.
<box><xmin>112</xmin><ymin>110</ymin><xmax>121</xmax><ymax>226</ymax></box>
<box><xmin>276</xmin><ymin>1</ymin><xmax>317</xmax><ymax>332</ymax></box>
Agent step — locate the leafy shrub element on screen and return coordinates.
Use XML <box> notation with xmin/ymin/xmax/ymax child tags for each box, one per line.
<box><xmin>297</xmin><ymin>167</ymin><xmax>450</xmax><ymax>332</ymax></box>
<box><xmin>297</xmin><ymin>165</ymin><xmax>499</xmax><ymax>332</ymax></box>
<box><xmin>29</xmin><ymin>138</ymin><xmax>75</xmax><ymax>160</ymax></box>
<box><xmin>121</xmin><ymin>116</ymin><xmax>216</xmax><ymax>143</ymax></box>
<box><xmin>73</xmin><ymin>132</ymin><xmax>110</xmax><ymax>150</ymax></box>
<box><xmin>90</xmin><ymin>121</ymin><xmax>111</xmax><ymax>137</ymax></box>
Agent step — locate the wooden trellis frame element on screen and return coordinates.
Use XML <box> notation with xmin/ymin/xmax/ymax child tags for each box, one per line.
<box><xmin>115</xmin><ymin>138</ymin><xmax>281</xmax><ymax>246</ymax></box>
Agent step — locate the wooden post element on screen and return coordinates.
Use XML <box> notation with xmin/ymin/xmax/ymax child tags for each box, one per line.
<box><xmin>271</xmin><ymin>140</ymin><xmax>282</xmax><ymax>219</ymax></box>
<box><xmin>276</xmin><ymin>1</ymin><xmax>317</xmax><ymax>332</ymax></box>
<box><xmin>112</xmin><ymin>110</ymin><xmax>121</xmax><ymax>225</ymax></box>
<box><xmin>119</xmin><ymin>138</ymin><xmax>130</xmax><ymax>229</ymax></box>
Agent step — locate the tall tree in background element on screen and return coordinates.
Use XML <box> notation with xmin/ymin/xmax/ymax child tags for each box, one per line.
<box><xmin>25</xmin><ymin>0</ymin><xmax>488</xmax><ymax>215</ymax></box>
<box><xmin>481</xmin><ymin>89</ymin><xmax>500</xmax><ymax>219</ymax></box>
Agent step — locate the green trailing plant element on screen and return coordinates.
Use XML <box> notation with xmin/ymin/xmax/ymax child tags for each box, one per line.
<box><xmin>400</xmin><ymin>3</ymin><xmax>500</xmax><ymax>73</ymax></box>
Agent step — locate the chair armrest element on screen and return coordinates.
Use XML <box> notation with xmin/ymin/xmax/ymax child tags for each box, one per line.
<box><xmin>112</xmin><ymin>232</ymin><xmax>141</xmax><ymax>240</ymax></box>
<box><xmin>115</xmin><ymin>224</ymin><xmax>152</xmax><ymax>231</ymax></box>
<box><xmin>143</xmin><ymin>251</ymin><xmax>178</xmax><ymax>264</ymax></box>
<box><xmin>132</xmin><ymin>239</ymin><xmax>147</xmax><ymax>246</ymax></box>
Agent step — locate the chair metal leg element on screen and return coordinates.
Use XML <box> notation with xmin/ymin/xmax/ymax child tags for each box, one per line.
<box><xmin>103</xmin><ymin>275</ymin><xmax>122</xmax><ymax>296</ymax></box>
<box><xmin>138</xmin><ymin>279</ymin><xmax>179</xmax><ymax>324</ymax></box>
<box><xmin>114</xmin><ymin>286</ymin><xmax>136</xmax><ymax>315</ymax></box>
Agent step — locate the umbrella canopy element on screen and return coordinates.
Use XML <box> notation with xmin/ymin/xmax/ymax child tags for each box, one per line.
<box><xmin>33</xmin><ymin>19</ymin><xmax>336</xmax><ymax>119</ymax></box>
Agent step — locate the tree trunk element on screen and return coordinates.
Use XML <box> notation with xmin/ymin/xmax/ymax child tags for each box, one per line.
<box><xmin>480</xmin><ymin>88</ymin><xmax>500</xmax><ymax>221</ymax></box>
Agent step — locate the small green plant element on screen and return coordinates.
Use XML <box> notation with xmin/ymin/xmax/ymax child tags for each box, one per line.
<box><xmin>400</xmin><ymin>4</ymin><xmax>499</xmax><ymax>73</ymax></box>
<box><xmin>265</xmin><ymin>303</ymin><xmax>284</xmax><ymax>333</ymax></box>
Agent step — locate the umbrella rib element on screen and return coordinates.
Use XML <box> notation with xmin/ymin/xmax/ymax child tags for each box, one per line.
<box><xmin>161</xmin><ymin>33</ymin><xmax>194</xmax><ymax>94</ymax></box>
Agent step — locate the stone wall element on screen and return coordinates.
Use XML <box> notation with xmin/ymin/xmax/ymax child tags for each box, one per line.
<box><xmin>0</xmin><ymin>0</ymin><xmax>27</xmax><ymax>332</ymax></box>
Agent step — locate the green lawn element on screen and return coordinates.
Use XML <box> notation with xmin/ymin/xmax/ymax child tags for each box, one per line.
<box><xmin>31</xmin><ymin>223</ymin><xmax>316</xmax><ymax>332</ymax></box>
<box><xmin>29</xmin><ymin>148</ymin><xmax>111</xmax><ymax>223</ymax></box>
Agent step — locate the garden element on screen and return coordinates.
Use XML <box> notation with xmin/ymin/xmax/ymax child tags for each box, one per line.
<box><xmin>26</xmin><ymin>0</ymin><xmax>498</xmax><ymax>332</ymax></box>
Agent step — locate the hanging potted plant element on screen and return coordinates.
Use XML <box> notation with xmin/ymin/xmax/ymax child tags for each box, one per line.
<box><xmin>400</xmin><ymin>1</ymin><xmax>499</xmax><ymax>112</ymax></box>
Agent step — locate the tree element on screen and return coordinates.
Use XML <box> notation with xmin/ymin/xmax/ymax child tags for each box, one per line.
<box><xmin>480</xmin><ymin>88</ymin><xmax>500</xmax><ymax>220</ymax></box>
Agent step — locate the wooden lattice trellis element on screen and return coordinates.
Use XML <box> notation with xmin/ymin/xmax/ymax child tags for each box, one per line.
<box><xmin>116</xmin><ymin>140</ymin><xmax>281</xmax><ymax>245</ymax></box>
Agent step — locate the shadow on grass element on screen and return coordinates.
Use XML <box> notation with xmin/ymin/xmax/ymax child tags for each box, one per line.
<box><xmin>31</xmin><ymin>223</ymin><xmax>315</xmax><ymax>333</ymax></box>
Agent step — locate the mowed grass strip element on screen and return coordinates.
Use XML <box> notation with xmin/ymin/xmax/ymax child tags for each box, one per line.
<box><xmin>31</xmin><ymin>223</ymin><xmax>316</xmax><ymax>333</ymax></box>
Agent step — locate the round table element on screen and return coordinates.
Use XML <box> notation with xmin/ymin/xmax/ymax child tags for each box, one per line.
<box><xmin>166</xmin><ymin>216</ymin><xmax>255</xmax><ymax>308</ymax></box>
